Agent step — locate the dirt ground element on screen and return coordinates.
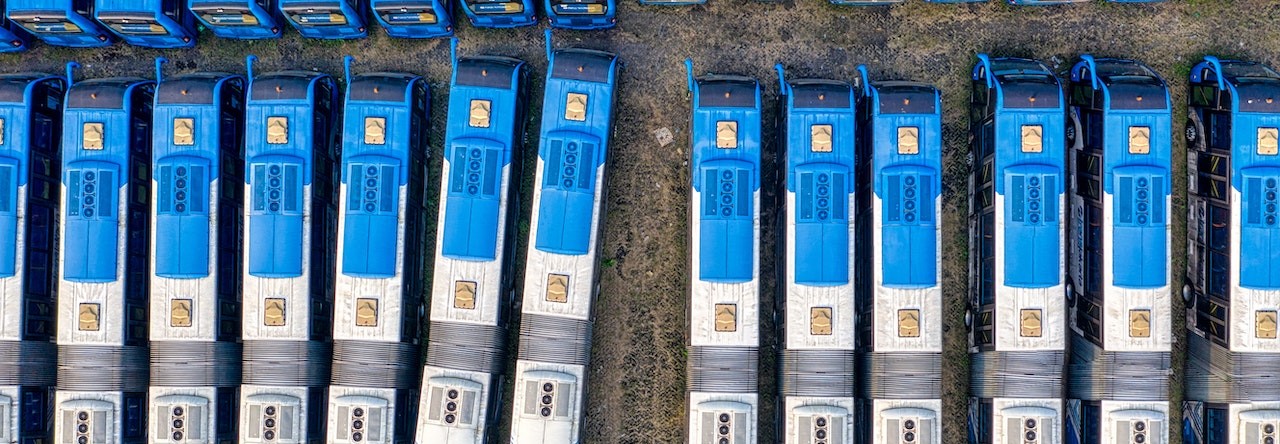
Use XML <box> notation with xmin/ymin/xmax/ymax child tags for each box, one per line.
<box><xmin>6</xmin><ymin>0</ymin><xmax>1280</xmax><ymax>442</ymax></box>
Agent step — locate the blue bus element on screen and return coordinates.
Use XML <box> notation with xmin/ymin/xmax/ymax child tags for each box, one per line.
<box><xmin>0</xmin><ymin>69</ymin><xmax>66</xmax><ymax>444</ymax></box>
<box><xmin>1183</xmin><ymin>56</ymin><xmax>1280</xmax><ymax>444</ymax></box>
<box><xmin>416</xmin><ymin>39</ymin><xmax>527</xmax><ymax>444</ymax></box>
<box><xmin>1065</xmin><ymin>55</ymin><xmax>1172</xmax><ymax>444</ymax></box>
<box><xmin>327</xmin><ymin>56</ymin><xmax>430</xmax><ymax>444</ymax></box>
<box><xmin>54</xmin><ymin>63</ymin><xmax>154</xmax><ymax>444</ymax></box>
<box><xmin>683</xmin><ymin>59</ymin><xmax>761</xmax><ymax>444</ymax></box>
<box><xmin>371</xmin><ymin>0</ymin><xmax>452</xmax><ymax>38</ymax></box>
<box><xmin>508</xmin><ymin>30</ymin><xmax>618</xmax><ymax>444</ymax></box>
<box><xmin>148</xmin><ymin>59</ymin><xmax>245</xmax><ymax>444</ymax></box>
<box><xmin>966</xmin><ymin>54</ymin><xmax>1067</xmax><ymax>444</ymax></box>
<box><xmin>94</xmin><ymin>0</ymin><xmax>197</xmax><ymax>48</ymax></box>
<box><xmin>458</xmin><ymin>0</ymin><xmax>534</xmax><ymax>29</ymax></box>
<box><xmin>774</xmin><ymin>64</ymin><xmax>857</xmax><ymax>444</ymax></box>
<box><xmin>854</xmin><ymin>65</ymin><xmax>944</xmax><ymax>444</ymax></box>
<box><xmin>0</xmin><ymin>9</ymin><xmax>30</xmax><ymax>52</ymax></box>
<box><xmin>279</xmin><ymin>0</ymin><xmax>368</xmax><ymax>39</ymax></box>
<box><xmin>7</xmin><ymin>0</ymin><xmax>112</xmax><ymax>47</ymax></box>
<box><xmin>188</xmin><ymin>0</ymin><xmax>284</xmax><ymax>39</ymax></box>
<box><xmin>238</xmin><ymin>55</ymin><xmax>340</xmax><ymax>444</ymax></box>
<box><xmin>544</xmin><ymin>0</ymin><xmax>614</xmax><ymax>30</ymax></box>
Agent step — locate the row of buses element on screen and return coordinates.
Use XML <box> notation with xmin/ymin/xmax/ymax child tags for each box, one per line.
<box><xmin>0</xmin><ymin>0</ymin><xmax>1179</xmax><ymax>48</ymax></box>
<box><xmin>0</xmin><ymin>31</ymin><xmax>618</xmax><ymax>444</ymax></box>
<box><xmin>972</xmin><ymin>53</ymin><xmax>1280</xmax><ymax>444</ymax></box>
<box><xmin>0</xmin><ymin>0</ymin><xmax>616</xmax><ymax>52</ymax></box>
<box><xmin>688</xmin><ymin>53</ymin><xmax>1280</xmax><ymax>444</ymax></box>
<box><xmin>684</xmin><ymin>60</ymin><xmax>945</xmax><ymax>444</ymax></box>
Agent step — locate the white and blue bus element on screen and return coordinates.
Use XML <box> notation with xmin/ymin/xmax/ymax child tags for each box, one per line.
<box><xmin>54</xmin><ymin>64</ymin><xmax>155</xmax><ymax>444</ymax></box>
<box><xmin>1183</xmin><ymin>56</ymin><xmax>1280</xmax><ymax>444</ymax></box>
<box><xmin>0</xmin><ymin>69</ymin><xmax>66</xmax><ymax>444</ymax></box>
<box><xmin>967</xmin><ymin>54</ymin><xmax>1068</xmax><ymax>444</ymax></box>
<box><xmin>415</xmin><ymin>40</ymin><xmax>527</xmax><ymax>444</ymax></box>
<box><xmin>508</xmin><ymin>31</ymin><xmax>618</xmax><ymax>444</ymax></box>
<box><xmin>854</xmin><ymin>65</ymin><xmax>943</xmax><ymax>444</ymax></box>
<box><xmin>327</xmin><ymin>56</ymin><xmax>431</xmax><ymax>444</ymax></box>
<box><xmin>1065</xmin><ymin>55</ymin><xmax>1172</xmax><ymax>444</ymax></box>
<box><xmin>684</xmin><ymin>59</ymin><xmax>762</xmax><ymax>444</ymax></box>
<box><xmin>148</xmin><ymin>59</ymin><xmax>246</xmax><ymax>444</ymax></box>
<box><xmin>238</xmin><ymin>55</ymin><xmax>340</xmax><ymax>444</ymax></box>
<box><xmin>775</xmin><ymin>64</ymin><xmax>857</xmax><ymax>444</ymax></box>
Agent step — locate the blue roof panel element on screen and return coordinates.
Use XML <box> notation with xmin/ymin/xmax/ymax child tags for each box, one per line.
<box><xmin>1241</xmin><ymin>168</ymin><xmax>1280</xmax><ymax>289</ymax></box>
<box><xmin>1112</xmin><ymin>166</ymin><xmax>1167</xmax><ymax>288</ymax></box>
<box><xmin>342</xmin><ymin>158</ymin><xmax>401</xmax><ymax>277</ymax></box>
<box><xmin>64</xmin><ymin>163</ymin><xmax>120</xmax><ymax>282</ymax></box>
<box><xmin>881</xmin><ymin>165</ymin><xmax>937</xmax><ymax>287</ymax></box>
<box><xmin>247</xmin><ymin>157</ymin><xmax>304</xmax><ymax>277</ymax></box>
<box><xmin>535</xmin><ymin>133</ymin><xmax>601</xmax><ymax>255</ymax></box>
<box><xmin>441</xmin><ymin>140</ymin><xmax>504</xmax><ymax>261</ymax></box>
<box><xmin>0</xmin><ymin>159</ymin><xmax>17</xmax><ymax>277</ymax></box>
<box><xmin>699</xmin><ymin>159</ymin><xmax>754</xmax><ymax>282</ymax></box>
<box><xmin>154</xmin><ymin>157</ymin><xmax>211</xmax><ymax>278</ymax></box>
<box><xmin>794</xmin><ymin>164</ymin><xmax>850</xmax><ymax>286</ymax></box>
<box><xmin>1003</xmin><ymin>164</ymin><xmax>1060</xmax><ymax>288</ymax></box>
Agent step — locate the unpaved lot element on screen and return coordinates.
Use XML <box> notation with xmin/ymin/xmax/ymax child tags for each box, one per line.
<box><xmin>6</xmin><ymin>1</ymin><xmax>1278</xmax><ymax>442</ymax></box>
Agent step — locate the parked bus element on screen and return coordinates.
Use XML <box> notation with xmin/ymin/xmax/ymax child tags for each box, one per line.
<box><xmin>278</xmin><ymin>0</ymin><xmax>368</xmax><ymax>39</ymax></box>
<box><xmin>0</xmin><ymin>68</ymin><xmax>66</xmax><ymax>444</ymax></box>
<box><xmin>966</xmin><ymin>54</ymin><xmax>1067</xmax><ymax>444</ymax></box>
<box><xmin>508</xmin><ymin>30</ymin><xmax>618</xmax><ymax>444</ymax></box>
<box><xmin>1065</xmin><ymin>55</ymin><xmax>1172</xmax><ymax>444</ymax></box>
<box><xmin>774</xmin><ymin>64</ymin><xmax>857</xmax><ymax>444</ymax></box>
<box><xmin>238</xmin><ymin>55</ymin><xmax>340</xmax><ymax>444</ymax></box>
<box><xmin>370</xmin><ymin>0</ymin><xmax>452</xmax><ymax>38</ymax></box>
<box><xmin>54</xmin><ymin>63</ymin><xmax>154</xmax><ymax>444</ymax></box>
<box><xmin>148</xmin><ymin>59</ymin><xmax>246</xmax><ymax>444</ymax></box>
<box><xmin>415</xmin><ymin>39</ymin><xmax>527</xmax><ymax>444</ymax></box>
<box><xmin>188</xmin><ymin>0</ymin><xmax>284</xmax><ymax>39</ymax></box>
<box><xmin>854</xmin><ymin>64</ymin><xmax>943</xmax><ymax>444</ymax></box>
<box><xmin>7</xmin><ymin>0</ymin><xmax>112</xmax><ymax>47</ymax></box>
<box><xmin>684</xmin><ymin>59</ymin><xmax>761</xmax><ymax>444</ymax></box>
<box><xmin>94</xmin><ymin>0</ymin><xmax>197</xmax><ymax>48</ymax></box>
<box><xmin>1183</xmin><ymin>55</ymin><xmax>1280</xmax><ymax>444</ymax></box>
<box><xmin>327</xmin><ymin>55</ymin><xmax>431</xmax><ymax>444</ymax></box>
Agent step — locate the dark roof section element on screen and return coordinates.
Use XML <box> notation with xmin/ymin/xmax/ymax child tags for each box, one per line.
<box><xmin>1219</xmin><ymin>61</ymin><xmax>1280</xmax><ymax>83</ymax></box>
<box><xmin>250</xmin><ymin>72</ymin><xmax>319</xmax><ymax>101</ymax></box>
<box><xmin>789</xmin><ymin>79</ymin><xmax>852</xmax><ymax>109</ymax></box>
<box><xmin>697</xmin><ymin>75</ymin><xmax>757</xmax><ymax>108</ymax></box>
<box><xmin>550</xmin><ymin>49</ymin><xmax>616</xmax><ymax>84</ymax></box>
<box><xmin>1093</xmin><ymin>59</ymin><xmax>1158</xmax><ymax>80</ymax></box>
<box><xmin>1107</xmin><ymin>81</ymin><xmax>1167</xmax><ymax>110</ymax></box>
<box><xmin>67</xmin><ymin>78</ymin><xmax>149</xmax><ymax>109</ymax></box>
<box><xmin>189</xmin><ymin>1</ymin><xmax>260</xmax><ymax>11</ymax></box>
<box><xmin>280</xmin><ymin>1</ymin><xmax>342</xmax><ymax>12</ymax></box>
<box><xmin>998</xmin><ymin>76</ymin><xmax>1060</xmax><ymax>110</ymax></box>
<box><xmin>96</xmin><ymin>11</ymin><xmax>160</xmax><ymax>21</ymax></box>
<box><xmin>158</xmin><ymin>73</ymin><xmax>237</xmax><ymax>105</ymax></box>
<box><xmin>875</xmin><ymin>81</ymin><xmax>936</xmax><ymax>115</ymax></box>
<box><xmin>1235</xmin><ymin>81</ymin><xmax>1280</xmax><ymax>113</ymax></box>
<box><xmin>349</xmin><ymin>73</ymin><xmax>417</xmax><ymax>103</ymax></box>
<box><xmin>0</xmin><ymin>74</ymin><xmax>55</xmax><ymax>104</ymax></box>
<box><xmin>990</xmin><ymin>58</ymin><xmax>1050</xmax><ymax>76</ymax></box>
<box><xmin>455</xmin><ymin>56</ymin><xmax>523</xmax><ymax>89</ymax></box>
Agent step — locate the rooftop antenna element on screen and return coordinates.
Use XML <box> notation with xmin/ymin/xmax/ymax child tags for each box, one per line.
<box><xmin>65</xmin><ymin>62</ymin><xmax>80</xmax><ymax>89</ymax></box>
<box><xmin>155</xmin><ymin>57</ymin><xmax>168</xmax><ymax>84</ymax></box>
<box><xmin>683</xmin><ymin>59</ymin><xmax>695</xmax><ymax>93</ymax></box>
<box><xmin>343</xmin><ymin>55</ymin><xmax>354</xmax><ymax>87</ymax></box>
<box><xmin>774</xmin><ymin>64</ymin><xmax>788</xmax><ymax>96</ymax></box>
